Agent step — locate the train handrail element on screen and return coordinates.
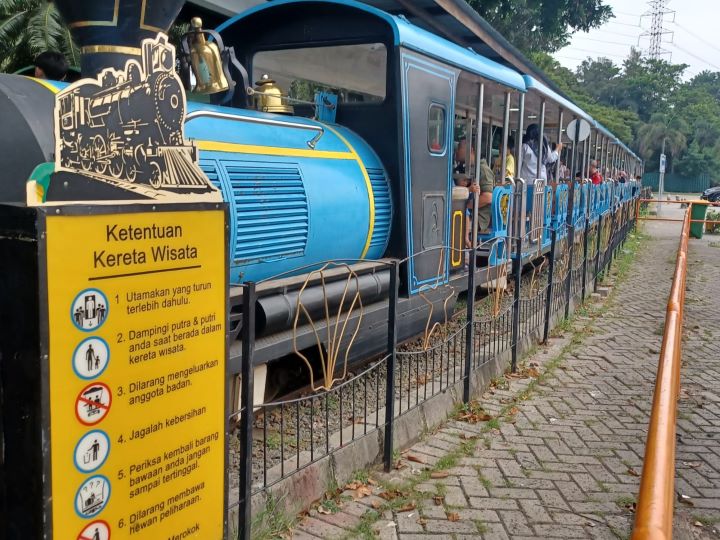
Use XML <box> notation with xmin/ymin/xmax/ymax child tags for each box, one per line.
<box><xmin>632</xmin><ymin>206</ymin><xmax>690</xmax><ymax>540</ymax></box>
<box><xmin>185</xmin><ymin>109</ymin><xmax>325</xmax><ymax>148</ymax></box>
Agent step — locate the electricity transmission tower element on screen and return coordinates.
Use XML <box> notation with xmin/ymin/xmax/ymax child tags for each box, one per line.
<box><xmin>639</xmin><ymin>0</ymin><xmax>675</xmax><ymax>59</ymax></box>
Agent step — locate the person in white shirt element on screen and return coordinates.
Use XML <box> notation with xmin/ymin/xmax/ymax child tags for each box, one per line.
<box><xmin>519</xmin><ymin>123</ymin><xmax>561</xmax><ymax>184</ymax></box>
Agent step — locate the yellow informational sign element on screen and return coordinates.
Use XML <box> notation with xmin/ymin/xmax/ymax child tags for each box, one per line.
<box><xmin>45</xmin><ymin>208</ymin><xmax>226</xmax><ymax>539</ymax></box>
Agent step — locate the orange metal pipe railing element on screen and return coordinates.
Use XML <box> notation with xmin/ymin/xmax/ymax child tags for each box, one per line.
<box><xmin>632</xmin><ymin>207</ymin><xmax>691</xmax><ymax>540</ymax></box>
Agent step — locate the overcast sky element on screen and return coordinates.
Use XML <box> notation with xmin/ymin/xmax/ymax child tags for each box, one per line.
<box><xmin>556</xmin><ymin>0</ymin><xmax>718</xmax><ymax>79</ymax></box>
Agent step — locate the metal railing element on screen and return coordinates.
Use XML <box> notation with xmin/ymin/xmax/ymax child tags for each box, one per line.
<box><xmin>632</xmin><ymin>206</ymin><xmax>691</xmax><ymax>540</ymax></box>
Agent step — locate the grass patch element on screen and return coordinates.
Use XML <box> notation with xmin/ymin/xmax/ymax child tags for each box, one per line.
<box><xmin>265</xmin><ymin>432</ymin><xmax>281</xmax><ymax>451</ymax></box>
<box><xmin>248</xmin><ymin>494</ymin><xmax>297</xmax><ymax>540</ymax></box>
<box><xmin>475</xmin><ymin>520</ymin><xmax>489</xmax><ymax>534</ymax></box>
<box><xmin>693</xmin><ymin>514</ymin><xmax>720</xmax><ymax>527</ymax></box>
<box><xmin>615</xmin><ymin>495</ymin><xmax>636</xmax><ymax>507</ymax></box>
<box><xmin>352</xmin><ymin>469</ymin><xmax>370</xmax><ymax>484</ymax></box>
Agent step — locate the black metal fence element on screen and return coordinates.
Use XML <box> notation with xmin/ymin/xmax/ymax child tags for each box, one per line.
<box><xmin>231</xmin><ymin>192</ymin><xmax>639</xmax><ymax>539</ymax></box>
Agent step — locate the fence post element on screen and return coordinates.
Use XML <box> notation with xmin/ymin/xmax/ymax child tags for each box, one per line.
<box><xmin>607</xmin><ymin>209</ymin><xmax>617</xmax><ymax>274</ymax></box>
<box><xmin>564</xmin><ymin>221</ymin><xmax>574</xmax><ymax>320</ymax></box>
<box><xmin>594</xmin><ymin>214</ymin><xmax>603</xmax><ymax>293</ymax></box>
<box><xmin>581</xmin><ymin>216</ymin><xmax>590</xmax><ymax>301</ymax></box>
<box><xmin>542</xmin><ymin>227</ymin><xmax>556</xmax><ymax>343</ymax></box>
<box><xmin>511</xmin><ymin>206</ymin><xmax>523</xmax><ymax>373</ymax></box>
<box><xmin>463</xmin><ymin>210</ymin><xmax>477</xmax><ymax>403</ymax></box>
<box><xmin>239</xmin><ymin>282</ymin><xmax>256</xmax><ymax>540</ymax></box>
<box><xmin>383</xmin><ymin>261</ymin><xmax>399</xmax><ymax>472</ymax></box>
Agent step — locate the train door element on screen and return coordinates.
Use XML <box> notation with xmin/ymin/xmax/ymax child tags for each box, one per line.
<box><xmin>400</xmin><ymin>51</ymin><xmax>457</xmax><ymax>293</ymax></box>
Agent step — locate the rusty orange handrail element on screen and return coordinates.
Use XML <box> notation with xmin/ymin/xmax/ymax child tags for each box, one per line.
<box><xmin>632</xmin><ymin>207</ymin><xmax>690</xmax><ymax>540</ymax></box>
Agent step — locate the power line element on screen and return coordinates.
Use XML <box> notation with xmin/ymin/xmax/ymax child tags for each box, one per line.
<box><xmin>669</xmin><ymin>21</ymin><xmax>720</xmax><ymax>55</ymax></box>
<box><xmin>573</xmin><ymin>35</ymin><xmax>639</xmax><ymax>47</ymax></box>
<box><xmin>602</xmin><ymin>29</ymin><xmax>643</xmax><ymax>39</ymax></box>
<box><xmin>669</xmin><ymin>42</ymin><xmax>720</xmax><ymax>71</ymax></box>
<box><xmin>613</xmin><ymin>10</ymin><xmax>644</xmax><ymax>17</ymax></box>
<box><xmin>607</xmin><ymin>20</ymin><xmax>642</xmax><ymax>28</ymax></box>
<box><xmin>567</xmin><ymin>47</ymin><xmax>630</xmax><ymax>59</ymax></box>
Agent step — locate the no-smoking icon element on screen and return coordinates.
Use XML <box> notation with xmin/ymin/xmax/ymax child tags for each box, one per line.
<box><xmin>77</xmin><ymin>520</ymin><xmax>110</xmax><ymax>540</ymax></box>
<box><xmin>75</xmin><ymin>382</ymin><xmax>112</xmax><ymax>425</ymax></box>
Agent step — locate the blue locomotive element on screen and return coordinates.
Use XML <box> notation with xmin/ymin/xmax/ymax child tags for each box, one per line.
<box><xmin>0</xmin><ymin>0</ymin><xmax>642</xmax><ymax>400</ymax></box>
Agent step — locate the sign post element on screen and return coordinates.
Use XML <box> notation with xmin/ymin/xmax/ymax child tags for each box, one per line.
<box><xmin>45</xmin><ymin>205</ymin><xmax>227</xmax><ymax>539</ymax></box>
<box><xmin>0</xmin><ymin>31</ymin><xmax>229</xmax><ymax>539</ymax></box>
<box><xmin>658</xmin><ymin>151</ymin><xmax>667</xmax><ymax>215</ymax></box>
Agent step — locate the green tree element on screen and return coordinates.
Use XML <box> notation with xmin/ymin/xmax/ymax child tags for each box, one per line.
<box><xmin>0</xmin><ymin>0</ymin><xmax>79</xmax><ymax>74</ymax></box>
<box><xmin>467</xmin><ymin>0</ymin><xmax>613</xmax><ymax>53</ymax></box>
<box><xmin>636</xmin><ymin>113</ymin><xmax>688</xmax><ymax>172</ymax></box>
<box><xmin>576</xmin><ymin>58</ymin><xmax>621</xmax><ymax>106</ymax></box>
<box><xmin>530</xmin><ymin>52</ymin><xmax>639</xmax><ymax>145</ymax></box>
<box><xmin>617</xmin><ymin>50</ymin><xmax>688</xmax><ymax>121</ymax></box>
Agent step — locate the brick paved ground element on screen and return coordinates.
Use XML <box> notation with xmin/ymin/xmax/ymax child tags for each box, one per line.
<box><xmin>291</xmin><ymin>211</ymin><xmax>720</xmax><ymax>539</ymax></box>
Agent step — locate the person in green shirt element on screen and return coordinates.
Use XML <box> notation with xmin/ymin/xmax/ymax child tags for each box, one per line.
<box><xmin>455</xmin><ymin>138</ymin><xmax>494</xmax><ymax>247</ymax></box>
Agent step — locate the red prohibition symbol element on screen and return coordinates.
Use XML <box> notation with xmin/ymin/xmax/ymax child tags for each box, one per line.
<box><xmin>77</xmin><ymin>519</ymin><xmax>111</xmax><ymax>540</ymax></box>
<box><xmin>75</xmin><ymin>382</ymin><xmax>112</xmax><ymax>426</ymax></box>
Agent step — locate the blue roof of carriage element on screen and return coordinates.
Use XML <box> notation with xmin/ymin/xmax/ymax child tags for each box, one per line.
<box><xmin>215</xmin><ymin>0</ymin><xmax>526</xmax><ymax>91</ymax></box>
<box><xmin>522</xmin><ymin>75</ymin><xmax>592</xmax><ymax>122</ymax></box>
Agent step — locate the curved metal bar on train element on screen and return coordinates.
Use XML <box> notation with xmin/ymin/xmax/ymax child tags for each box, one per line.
<box><xmin>216</xmin><ymin>0</ymin><xmax>526</xmax><ymax>91</ymax></box>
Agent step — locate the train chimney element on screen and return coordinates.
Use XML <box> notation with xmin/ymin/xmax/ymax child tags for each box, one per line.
<box><xmin>54</xmin><ymin>0</ymin><xmax>184</xmax><ymax>77</ymax></box>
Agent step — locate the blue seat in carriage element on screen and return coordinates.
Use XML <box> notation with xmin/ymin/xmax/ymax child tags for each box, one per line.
<box><xmin>522</xmin><ymin>181</ymin><xmax>551</xmax><ymax>250</ymax></box>
<box><xmin>543</xmin><ymin>185</ymin><xmax>553</xmax><ymax>244</ymax></box>
<box><xmin>477</xmin><ymin>185</ymin><xmax>513</xmax><ymax>266</ymax></box>
<box><xmin>570</xmin><ymin>182</ymin><xmax>583</xmax><ymax>229</ymax></box>
<box><xmin>588</xmin><ymin>183</ymin><xmax>599</xmax><ymax>223</ymax></box>
<box><xmin>552</xmin><ymin>184</ymin><xmax>569</xmax><ymax>238</ymax></box>
<box><xmin>580</xmin><ymin>183</ymin><xmax>590</xmax><ymax>224</ymax></box>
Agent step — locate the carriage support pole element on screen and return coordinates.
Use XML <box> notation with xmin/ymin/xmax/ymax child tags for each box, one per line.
<box><xmin>239</xmin><ymin>282</ymin><xmax>256</xmax><ymax>540</ymax></box>
<box><xmin>542</xmin><ymin>228</ymin><xmax>556</xmax><ymax>344</ymax></box>
<box><xmin>511</xmin><ymin>200</ymin><xmax>525</xmax><ymax>373</ymax></box>
<box><xmin>463</xmin><ymin>208</ymin><xmax>478</xmax><ymax>403</ymax></box>
<box><xmin>383</xmin><ymin>262</ymin><xmax>399</xmax><ymax>472</ymax></box>
<box><xmin>581</xmin><ymin>216</ymin><xmax>590</xmax><ymax>301</ymax></box>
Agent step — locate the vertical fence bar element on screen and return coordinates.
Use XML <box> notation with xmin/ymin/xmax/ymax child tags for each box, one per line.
<box><xmin>607</xmin><ymin>209</ymin><xmax>616</xmax><ymax>274</ymax></box>
<box><xmin>239</xmin><ymin>282</ymin><xmax>256</xmax><ymax>540</ymax></box>
<box><xmin>511</xmin><ymin>211</ymin><xmax>523</xmax><ymax>372</ymax></box>
<box><xmin>463</xmin><ymin>211</ymin><xmax>478</xmax><ymax>403</ymax></box>
<box><xmin>383</xmin><ymin>261</ymin><xmax>399</xmax><ymax>472</ymax></box>
<box><xmin>594</xmin><ymin>214</ymin><xmax>603</xmax><ymax>292</ymax></box>
<box><xmin>581</xmin><ymin>216</ymin><xmax>590</xmax><ymax>301</ymax></box>
<box><xmin>564</xmin><ymin>221</ymin><xmax>575</xmax><ymax>319</ymax></box>
<box><xmin>543</xmin><ymin>228</ymin><xmax>556</xmax><ymax>343</ymax></box>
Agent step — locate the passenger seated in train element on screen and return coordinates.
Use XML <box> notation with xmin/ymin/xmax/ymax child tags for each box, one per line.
<box><xmin>493</xmin><ymin>135</ymin><xmax>515</xmax><ymax>181</ymax></box>
<box><xmin>590</xmin><ymin>160</ymin><xmax>603</xmax><ymax>185</ymax></box>
<box><xmin>519</xmin><ymin>123</ymin><xmax>562</xmax><ymax>183</ymax></box>
<box><xmin>453</xmin><ymin>139</ymin><xmax>494</xmax><ymax>245</ymax></box>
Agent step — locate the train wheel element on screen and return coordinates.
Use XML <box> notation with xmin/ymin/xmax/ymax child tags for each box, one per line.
<box><xmin>149</xmin><ymin>162</ymin><xmax>163</xmax><ymax>189</ymax></box>
<box><xmin>92</xmin><ymin>137</ymin><xmax>107</xmax><ymax>175</ymax></box>
<box><xmin>109</xmin><ymin>158</ymin><xmax>124</xmax><ymax>179</ymax></box>
<box><xmin>126</xmin><ymin>166</ymin><xmax>138</xmax><ymax>183</ymax></box>
<box><xmin>80</xmin><ymin>143</ymin><xmax>92</xmax><ymax>172</ymax></box>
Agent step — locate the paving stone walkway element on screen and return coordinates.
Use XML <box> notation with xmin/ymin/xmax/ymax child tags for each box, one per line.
<box><xmin>291</xmin><ymin>213</ymin><xmax>720</xmax><ymax>540</ymax></box>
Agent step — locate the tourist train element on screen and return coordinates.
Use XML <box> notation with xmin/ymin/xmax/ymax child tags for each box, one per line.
<box><xmin>0</xmin><ymin>0</ymin><xmax>642</xmax><ymax>401</ymax></box>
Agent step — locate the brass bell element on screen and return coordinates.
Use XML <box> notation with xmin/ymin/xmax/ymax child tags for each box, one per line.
<box><xmin>188</xmin><ymin>17</ymin><xmax>229</xmax><ymax>94</ymax></box>
<box><xmin>254</xmin><ymin>74</ymin><xmax>294</xmax><ymax>114</ymax></box>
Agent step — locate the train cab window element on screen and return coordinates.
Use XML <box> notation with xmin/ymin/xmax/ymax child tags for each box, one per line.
<box><xmin>252</xmin><ymin>43</ymin><xmax>386</xmax><ymax>108</ymax></box>
<box><xmin>428</xmin><ymin>104</ymin><xmax>446</xmax><ymax>154</ymax></box>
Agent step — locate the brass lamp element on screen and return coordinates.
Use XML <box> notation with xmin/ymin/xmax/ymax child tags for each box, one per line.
<box><xmin>187</xmin><ymin>17</ymin><xmax>229</xmax><ymax>94</ymax></box>
<box><xmin>254</xmin><ymin>74</ymin><xmax>294</xmax><ymax>114</ymax></box>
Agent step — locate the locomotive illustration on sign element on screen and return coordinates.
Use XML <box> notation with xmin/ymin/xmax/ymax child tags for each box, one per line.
<box><xmin>54</xmin><ymin>34</ymin><xmax>215</xmax><ymax>194</ymax></box>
